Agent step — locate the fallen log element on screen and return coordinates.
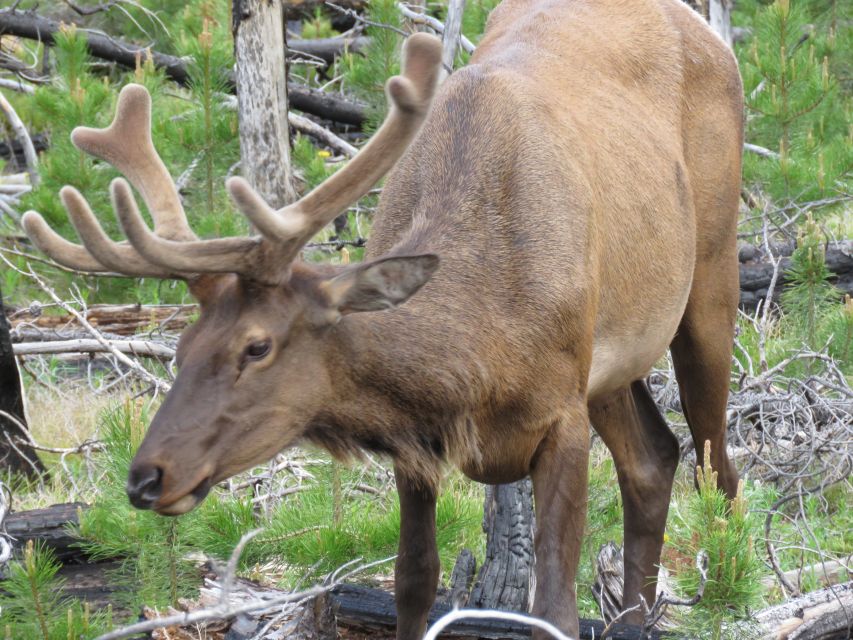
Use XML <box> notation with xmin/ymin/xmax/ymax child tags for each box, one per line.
<box><xmin>289</xmin><ymin>35</ymin><xmax>370</xmax><ymax>64</ymax></box>
<box><xmin>756</xmin><ymin>581</ymin><xmax>853</xmax><ymax>640</ymax></box>
<box><xmin>9</xmin><ymin>303</ymin><xmax>197</xmax><ymax>337</ymax></box>
<box><xmin>0</xmin><ymin>8</ymin><xmax>367</xmax><ymax>126</ymax></box>
<box><xmin>13</xmin><ymin>338</ymin><xmax>175</xmax><ymax>359</ymax></box>
<box><xmin>284</xmin><ymin>0</ymin><xmax>367</xmax><ymax>12</ymax></box>
<box><xmin>4</xmin><ymin>502</ymin><xmax>86</xmax><ymax>563</ymax></box>
<box><xmin>761</xmin><ymin>558</ymin><xmax>851</xmax><ymax>592</ymax></box>
<box><xmin>738</xmin><ymin>240</ymin><xmax>853</xmax><ymax>309</ymax></box>
<box><xmin>0</xmin><ymin>132</ymin><xmax>49</xmax><ymax>165</ymax></box>
<box><xmin>331</xmin><ymin>583</ymin><xmax>663</xmax><ymax>639</ymax></box>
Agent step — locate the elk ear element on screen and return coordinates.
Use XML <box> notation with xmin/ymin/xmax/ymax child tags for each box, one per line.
<box><xmin>323</xmin><ymin>254</ymin><xmax>439</xmax><ymax>314</ymax></box>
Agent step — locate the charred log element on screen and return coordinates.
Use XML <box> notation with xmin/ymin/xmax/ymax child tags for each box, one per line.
<box><xmin>0</xmin><ymin>286</ymin><xmax>44</xmax><ymax>478</ymax></box>
<box><xmin>4</xmin><ymin>502</ymin><xmax>86</xmax><ymax>563</ymax></box>
<box><xmin>289</xmin><ymin>36</ymin><xmax>371</xmax><ymax>64</ymax></box>
<box><xmin>738</xmin><ymin>241</ymin><xmax>853</xmax><ymax>309</ymax></box>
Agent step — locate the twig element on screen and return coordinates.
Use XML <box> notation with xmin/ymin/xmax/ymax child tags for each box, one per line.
<box><xmin>397</xmin><ymin>3</ymin><xmax>476</xmax><ymax>53</ymax></box>
<box><xmin>93</xmin><ymin>585</ymin><xmax>329</xmax><ymax>640</ymax></box>
<box><xmin>744</xmin><ymin>142</ymin><xmax>780</xmax><ymax>160</ymax></box>
<box><xmin>94</xmin><ymin>555</ymin><xmax>395</xmax><ymax>640</ymax></box>
<box><xmin>288</xmin><ymin>112</ymin><xmax>358</xmax><ymax>158</ymax></box>
<box><xmin>0</xmin><ymin>254</ymin><xmax>171</xmax><ymax>392</ymax></box>
<box><xmin>0</xmin><ymin>78</ymin><xmax>34</xmax><ymax>94</ymax></box>
<box><xmin>643</xmin><ymin>550</ymin><xmax>709</xmax><ymax>632</ymax></box>
<box><xmin>0</xmin><ymin>89</ymin><xmax>39</xmax><ymax>187</ymax></box>
<box><xmin>220</xmin><ymin>529</ymin><xmax>264</xmax><ymax>607</ymax></box>
<box><xmin>0</xmin><ymin>408</ymin><xmax>103</xmax><ymax>456</ymax></box>
<box><xmin>599</xmin><ymin>603</ymin><xmax>642</xmax><ymax>639</ymax></box>
<box><xmin>325</xmin><ymin>1</ymin><xmax>409</xmax><ymax>37</ymax></box>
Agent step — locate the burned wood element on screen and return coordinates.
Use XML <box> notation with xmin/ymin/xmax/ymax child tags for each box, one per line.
<box><xmin>469</xmin><ymin>479</ymin><xmax>535</xmax><ymax>612</ymax></box>
<box><xmin>288</xmin><ymin>35</ymin><xmax>370</xmax><ymax>64</ymax></box>
<box><xmin>287</xmin><ymin>82</ymin><xmax>367</xmax><ymax>127</ymax></box>
<box><xmin>4</xmin><ymin>502</ymin><xmax>86</xmax><ymax>563</ymax></box>
<box><xmin>0</xmin><ymin>8</ymin><xmax>367</xmax><ymax>126</ymax></box>
<box><xmin>441</xmin><ymin>548</ymin><xmax>477</xmax><ymax>607</ymax></box>
<box><xmin>738</xmin><ymin>241</ymin><xmax>852</xmax><ymax>309</ymax></box>
<box><xmin>331</xmin><ymin>583</ymin><xmax>663</xmax><ymax>639</ymax></box>
<box><xmin>0</xmin><ymin>287</ymin><xmax>44</xmax><ymax>478</ymax></box>
<box><xmin>0</xmin><ymin>132</ymin><xmax>48</xmax><ymax>165</ymax></box>
<box><xmin>285</xmin><ymin>0</ymin><xmax>366</xmax><ymax>11</ymax></box>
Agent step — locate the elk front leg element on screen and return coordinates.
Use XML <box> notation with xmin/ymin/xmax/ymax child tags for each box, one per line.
<box><xmin>529</xmin><ymin>410</ymin><xmax>590</xmax><ymax>639</ymax></box>
<box><xmin>394</xmin><ymin>467</ymin><xmax>439</xmax><ymax>640</ymax></box>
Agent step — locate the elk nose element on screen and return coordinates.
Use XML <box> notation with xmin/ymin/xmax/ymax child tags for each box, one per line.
<box><xmin>126</xmin><ymin>463</ymin><xmax>163</xmax><ymax>509</ymax></box>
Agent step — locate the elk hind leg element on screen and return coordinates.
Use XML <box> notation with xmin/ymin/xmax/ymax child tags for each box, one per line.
<box><xmin>670</xmin><ymin>256</ymin><xmax>740</xmax><ymax>499</ymax></box>
<box><xmin>589</xmin><ymin>380</ymin><xmax>680</xmax><ymax>622</ymax></box>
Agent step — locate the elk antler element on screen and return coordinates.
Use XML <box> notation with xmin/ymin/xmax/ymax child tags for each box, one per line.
<box><xmin>22</xmin><ymin>33</ymin><xmax>443</xmax><ymax>285</ymax></box>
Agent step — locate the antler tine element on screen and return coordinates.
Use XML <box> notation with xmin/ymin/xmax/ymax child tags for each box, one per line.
<box><xmin>110</xmin><ymin>179</ymin><xmax>263</xmax><ymax>275</ymax></box>
<box><xmin>59</xmin><ymin>186</ymin><xmax>176</xmax><ymax>278</ymax></box>
<box><xmin>227</xmin><ymin>33</ymin><xmax>443</xmax><ymax>261</ymax></box>
<box><xmin>22</xmin><ymin>211</ymin><xmax>111</xmax><ymax>273</ymax></box>
<box><xmin>70</xmin><ymin>84</ymin><xmax>195</xmax><ymax>241</ymax></box>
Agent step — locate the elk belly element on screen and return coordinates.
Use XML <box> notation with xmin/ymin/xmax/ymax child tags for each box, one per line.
<box><xmin>587</xmin><ymin>322</ymin><xmax>680</xmax><ymax>400</ymax></box>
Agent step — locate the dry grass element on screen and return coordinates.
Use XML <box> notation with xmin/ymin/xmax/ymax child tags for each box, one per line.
<box><xmin>25</xmin><ymin>383</ymin><xmax>130</xmax><ymax>449</ymax></box>
<box><xmin>13</xmin><ymin>377</ymin><xmax>135</xmax><ymax>510</ymax></box>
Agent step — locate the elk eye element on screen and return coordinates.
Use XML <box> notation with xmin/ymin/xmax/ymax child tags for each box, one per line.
<box><xmin>245</xmin><ymin>340</ymin><xmax>272</xmax><ymax>360</ymax></box>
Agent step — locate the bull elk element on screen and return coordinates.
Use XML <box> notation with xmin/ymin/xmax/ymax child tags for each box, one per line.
<box><xmin>23</xmin><ymin>0</ymin><xmax>744</xmax><ymax>636</ymax></box>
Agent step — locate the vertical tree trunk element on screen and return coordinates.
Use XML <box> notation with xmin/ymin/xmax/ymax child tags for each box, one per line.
<box><xmin>708</xmin><ymin>0</ymin><xmax>733</xmax><ymax>48</ymax></box>
<box><xmin>0</xmin><ymin>287</ymin><xmax>44</xmax><ymax>478</ymax></box>
<box><xmin>682</xmin><ymin>0</ymin><xmax>732</xmax><ymax>48</ymax></box>
<box><xmin>233</xmin><ymin>0</ymin><xmax>298</xmax><ymax>209</ymax></box>
<box><xmin>469</xmin><ymin>478</ymin><xmax>535</xmax><ymax>612</ymax></box>
<box><xmin>440</xmin><ymin>0</ymin><xmax>467</xmax><ymax>81</ymax></box>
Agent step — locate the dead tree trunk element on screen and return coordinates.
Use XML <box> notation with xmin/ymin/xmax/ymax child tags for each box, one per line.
<box><xmin>681</xmin><ymin>0</ymin><xmax>732</xmax><ymax>47</ymax></box>
<box><xmin>233</xmin><ymin>0</ymin><xmax>297</xmax><ymax>209</ymax></box>
<box><xmin>708</xmin><ymin>0</ymin><xmax>733</xmax><ymax>48</ymax></box>
<box><xmin>0</xmin><ymin>286</ymin><xmax>44</xmax><ymax>478</ymax></box>
<box><xmin>469</xmin><ymin>478</ymin><xmax>536</xmax><ymax>612</ymax></box>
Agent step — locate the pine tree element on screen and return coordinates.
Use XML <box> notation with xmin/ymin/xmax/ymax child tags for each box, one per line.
<box><xmin>738</xmin><ymin>0</ymin><xmax>851</xmax><ymax>205</ymax></box>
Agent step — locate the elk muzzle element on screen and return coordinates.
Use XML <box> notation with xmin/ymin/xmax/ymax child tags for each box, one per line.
<box><xmin>126</xmin><ymin>457</ymin><xmax>215</xmax><ymax>515</ymax></box>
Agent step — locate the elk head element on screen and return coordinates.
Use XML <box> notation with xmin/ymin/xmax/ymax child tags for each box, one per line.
<box><xmin>23</xmin><ymin>34</ymin><xmax>443</xmax><ymax>515</ymax></box>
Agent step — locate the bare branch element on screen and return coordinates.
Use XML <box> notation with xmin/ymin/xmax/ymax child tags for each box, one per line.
<box><xmin>289</xmin><ymin>112</ymin><xmax>358</xmax><ymax>158</ymax></box>
<box><xmin>13</xmin><ymin>338</ymin><xmax>175</xmax><ymax>358</ymax></box>
<box><xmin>397</xmin><ymin>3</ymin><xmax>476</xmax><ymax>53</ymax></box>
<box><xmin>0</xmin><ymin>89</ymin><xmax>39</xmax><ymax>187</ymax></box>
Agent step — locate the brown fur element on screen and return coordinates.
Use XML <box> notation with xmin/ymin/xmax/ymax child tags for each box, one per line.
<box><xmin>27</xmin><ymin>2</ymin><xmax>744</xmax><ymax>637</ymax></box>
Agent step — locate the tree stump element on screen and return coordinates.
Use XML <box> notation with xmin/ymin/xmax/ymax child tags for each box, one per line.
<box><xmin>469</xmin><ymin>478</ymin><xmax>536</xmax><ymax>612</ymax></box>
<box><xmin>0</xmin><ymin>286</ymin><xmax>44</xmax><ymax>478</ymax></box>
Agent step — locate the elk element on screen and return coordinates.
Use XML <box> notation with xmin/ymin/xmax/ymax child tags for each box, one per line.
<box><xmin>23</xmin><ymin>0</ymin><xmax>744</xmax><ymax>636</ymax></box>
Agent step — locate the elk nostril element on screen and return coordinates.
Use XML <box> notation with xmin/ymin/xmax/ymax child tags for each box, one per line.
<box><xmin>126</xmin><ymin>464</ymin><xmax>163</xmax><ymax>509</ymax></box>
